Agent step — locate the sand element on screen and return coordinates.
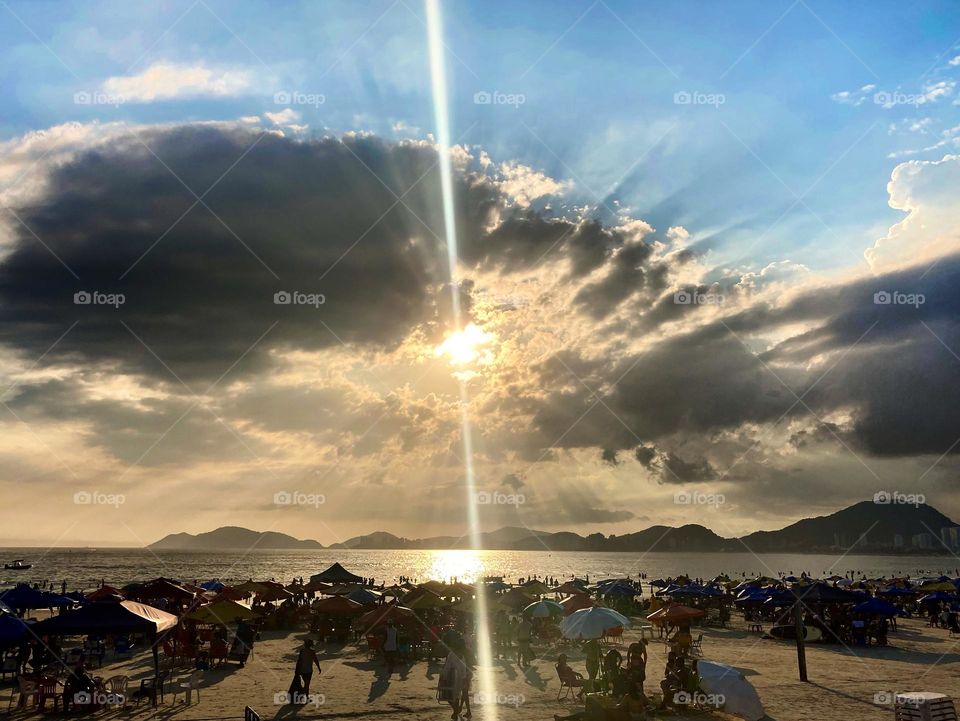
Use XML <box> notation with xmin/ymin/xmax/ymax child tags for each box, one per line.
<box><xmin>2</xmin><ymin>615</ymin><xmax>958</xmax><ymax>720</ymax></box>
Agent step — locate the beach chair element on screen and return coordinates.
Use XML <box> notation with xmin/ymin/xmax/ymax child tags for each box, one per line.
<box><xmin>603</xmin><ymin>626</ymin><xmax>624</xmax><ymax>646</ymax></box>
<box><xmin>113</xmin><ymin>637</ymin><xmax>133</xmax><ymax>659</ymax></box>
<box><xmin>555</xmin><ymin>664</ymin><xmax>584</xmax><ymax>701</ymax></box>
<box><xmin>7</xmin><ymin>676</ymin><xmax>39</xmax><ymax>711</ymax></box>
<box><xmin>132</xmin><ymin>672</ymin><xmax>168</xmax><ymax>707</ymax></box>
<box><xmin>0</xmin><ymin>654</ymin><xmax>18</xmax><ymax>680</ymax></box>
<box><xmin>691</xmin><ymin>633</ymin><xmax>703</xmax><ymax>656</ymax></box>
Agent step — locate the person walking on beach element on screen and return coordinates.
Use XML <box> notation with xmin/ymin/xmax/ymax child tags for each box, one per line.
<box><xmin>288</xmin><ymin>639</ymin><xmax>321</xmax><ymax>703</ymax></box>
<box><xmin>382</xmin><ymin>619</ymin><xmax>399</xmax><ymax>674</ymax></box>
<box><xmin>516</xmin><ymin>616</ymin><xmax>533</xmax><ymax>668</ymax></box>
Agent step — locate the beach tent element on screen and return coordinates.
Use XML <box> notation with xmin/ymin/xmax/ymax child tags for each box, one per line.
<box><xmin>0</xmin><ymin>614</ymin><xmax>30</xmax><ymax>646</ymax></box>
<box><xmin>184</xmin><ymin>600</ymin><xmax>259</xmax><ymax>624</ymax></box>
<box><xmin>697</xmin><ymin>660</ymin><xmax>766</xmax><ymax>721</ymax></box>
<box><xmin>560</xmin><ymin>593</ymin><xmax>595</xmax><ymax>615</ymax></box>
<box><xmin>561</xmin><ymin>607</ymin><xmax>630</xmax><ymax>640</ymax></box>
<box><xmin>312</xmin><ymin>596</ymin><xmax>365</xmax><ymax>616</ymax></box>
<box><xmin>310</xmin><ymin>563</ymin><xmax>364</xmax><ymax>584</ymax></box>
<box><xmin>522</xmin><ymin>600</ymin><xmax>564</xmax><ymax>618</ymax></box>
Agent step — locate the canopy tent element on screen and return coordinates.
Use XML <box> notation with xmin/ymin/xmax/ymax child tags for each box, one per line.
<box><xmin>312</xmin><ymin>596</ymin><xmax>365</xmax><ymax>616</ymax></box>
<box><xmin>184</xmin><ymin>600</ymin><xmax>259</xmax><ymax>625</ymax></box>
<box><xmin>34</xmin><ymin>600</ymin><xmax>177</xmax><ymax>636</ymax></box>
<box><xmin>697</xmin><ymin>660</ymin><xmax>766</xmax><ymax>721</ymax></box>
<box><xmin>561</xmin><ymin>607</ymin><xmax>630</xmax><ymax>640</ymax></box>
<box><xmin>310</xmin><ymin>563</ymin><xmax>364</xmax><ymax>584</ymax></box>
<box><xmin>0</xmin><ymin>584</ymin><xmax>73</xmax><ymax>611</ymax></box>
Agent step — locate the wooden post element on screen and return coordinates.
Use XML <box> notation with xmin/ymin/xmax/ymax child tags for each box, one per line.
<box><xmin>794</xmin><ymin>601</ymin><xmax>808</xmax><ymax>682</ymax></box>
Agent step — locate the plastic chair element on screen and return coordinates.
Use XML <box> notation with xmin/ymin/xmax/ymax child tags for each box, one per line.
<box><xmin>8</xmin><ymin>676</ymin><xmax>39</xmax><ymax>711</ymax></box>
<box><xmin>172</xmin><ymin>669</ymin><xmax>203</xmax><ymax>705</ymax></box>
<box><xmin>37</xmin><ymin>677</ymin><xmax>62</xmax><ymax>712</ymax></box>
<box><xmin>133</xmin><ymin>671</ymin><xmax>168</xmax><ymax>707</ymax></box>
<box><xmin>691</xmin><ymin>633</ymin><xmax>703</xmax><ymax>656</ymax></box>
<box><xmin>105</xmin><ymin>675</ymin><xmax>129</xmax><ymax>706</ymax></box>
<box><xmin>366</xmin><ymin>635</ymin><xmax>383</xmax><ymax>660</ymax></box>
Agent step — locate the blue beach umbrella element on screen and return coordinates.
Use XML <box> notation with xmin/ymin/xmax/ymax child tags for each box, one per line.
<box><xmin>852</xmin><ymin>598</ymin><xmax>903</xmax><ymax>616</ymax></box>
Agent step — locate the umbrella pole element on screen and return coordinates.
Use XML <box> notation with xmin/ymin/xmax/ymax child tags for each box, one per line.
<box><xmin>793</xmin><ymin>602</ymin><xmax>807</xmax><ymax>682</ymax></box>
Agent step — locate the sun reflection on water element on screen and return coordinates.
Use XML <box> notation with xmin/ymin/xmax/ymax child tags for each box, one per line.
<box><xmin>427</xmin><ymin>549</ymin><xmax>486</xmax><ymax>583</ymax></box>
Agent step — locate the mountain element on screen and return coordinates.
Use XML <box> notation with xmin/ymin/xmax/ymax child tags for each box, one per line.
<box><xmin>149</xmin><ymin>526</ymin><xmax>323</xmax><ymax>550</ymax></box>
<box><xmin>739</xmin><ymin>500</ymin><xmax>956</xmax><ymax>552</ymax></box>
<box><xmin>147</xmin><ymin>501</ymin><xmax>959</xmax><ymax>554</ymax></box>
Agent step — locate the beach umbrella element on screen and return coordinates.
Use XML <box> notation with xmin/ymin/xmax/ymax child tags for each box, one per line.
<box><xmin>647</xmin><ymin>605</ymin><xmax>706</xmax><ymax>624</ymax></box>
<box><xmin>348</xmin><ymin>588</ymin><xmax>381</xmax><ymax>605</ymax></box>
<box><xmin>451</xmin><ymin>597</ymin><xmax>509</xmax><ymax>614</ymax></box>
<box><xmin>0</xmin><ymin>585</ymin><xmax>72</xmax><ymax>610</ymax></box>
<box><xmin>561</xmin><ymin>607</ymin><xmax>630</xmax><ymax>640</ymax></box>
<box><xmin>310</xmin><ymin>563</ymin><xmax>364</xmax><ymax>584</ymax></box>
<box><xmin>555</xmin><ymin>581</ymin><xmax>587</xmax><ymax>595</ymax></box>
<box><xmin>919</xmin><ymin>581</ymin><xmax>957</xmax><ymax>592</ymax></box>
<box><xmin>184</xmin><ymin>600</ymin><xmax>259</xmax><ymax>625</ymax></box>
<box><xmin>600</xmin><ymin>581</ymin><xmax>638</xmax><ymax>597</ymax></box>
<box><xmin>285</xmin><ymin>582</ymin><xmax>307</xmax><ymax>595</ymax></box>
<box><xmin>34</xmin><ymin>600</ymin><xmax>177</xmax><ymax>635</ymax></box>
<box><xmin>0</xmin><ymin>600</ymin><xmax>12</xmax><ymax>615</ymax></box>
<box><xmin>325</xmin><ymin>583</ymin><xmax>363</xmax><ymax>596</ymax></box>
<box><xmin>304</xmin><ymin>578</ymin><xmax>332</xmax><ymax>593</ymax></box>
<box><xmin>522</xmin><ymin>600</ymin><xmax>564</xmax><ymax>618</ymax></box>
<box><xmin>131</xmin><ymin>578</ymin><xmax>196</xmax><ymax>603</ymax></box>
<box><xmin>358</xmin><ymin>605</ymin><xmax>414</xmax><ymax>629</ymax></box>
<box><xmin>560</xmin><ymin>593</ymin><xmax>595</xmax><ymax>615</ymax></box>
<box><xmin>199</xmin><ymin>580</ymin><xmax>225</xmax><ymax>591</ymax></box>
<box><xmin>482</xmin><ymin>581</ymin><xmax>510</xmax><ymax>592</ymax></box>
<box><xmin>649</xmin><ymin>579</ymin><xmax>668</xmax><ymax>588</ymax></box>
<box><xmin>311</xmin><ymin>596</ymin><xmax>365</xmax><ymax>616</ymax></box>
<box><xmin>214</xmin><ymin>587</ymin><xmax>252</xmax><ymax>601</ymax></box>
<box><xmin>500</xmin><ymin>588</ymin><xmax>535</xmax><ymax>610</ymax></box>
<box><xmin>520</xmin><ymin>580</ymin><xmax>551</xmax><ymax>595</ymax></box>
<box><xmin>402</xmin><ymin>588</ymin><xmax>449</xmax><ymax>610</ymax></box>
<box><xmin>256</xmin><ymin>586</ymin><xmax>293</xmax><ymax>603</ymax></box>
<box><xmin>697</xmin><ymin>661</ymin><xmax>766</xmax><ymax>721</ymax></box>
<box><xmin>852</xmin><ymin>598</ymin><xmax>902</xmax><ymax>616</ymax></box>
<box><xmin>877</xmin><ymin>586</ymin><xmax>915</xmax><ymax>597</ymax></box>
<box><xmin>448</xmin><ymin>582</ymin><xmax>476</xmax><ymax>597</ymax></box>
<box><xmin>86</xmin><ymin>585</ymin><xmax>124</xmax><ymax>602</ymax></box>
<box><xmin>918</xmin><ymin>591</ymin><xmax>957</xmax><ymax>604</ymax></box>
<box><xmin>0</xmin><ymin>614</ymin><xmax>30</xmax><ymax>646</ymax></box>
<box><xmin>835</xmin><ymin>578</ymin><xmax>854</xmax><ymax>587</ymax></box>
<box><xmin>381</xmin><ymin>585</ymin><xmax>407</xmax><ymax>598</ymax></box>
<box><xmin>791</xmin><ymin>582</ymin><xmax>861</xmax><ymax>605</ymax></box>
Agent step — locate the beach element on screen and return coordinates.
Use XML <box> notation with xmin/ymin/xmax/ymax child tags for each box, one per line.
<box><xmin>2</xmin><ymin>608</ymin><xmax>957</xmax><ymax>720</ymax></box>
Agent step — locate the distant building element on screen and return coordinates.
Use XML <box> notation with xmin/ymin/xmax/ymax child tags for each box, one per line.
<box><xmin>893</xmin><ymin>534</ymin><xmax>904</xmax><ymax>548</ymax></box>
<box><xmin>940</xmin><ymin>527</ymin><xmax>960</xmax><ymax>550</ymax></box>
<box><xmin>911</xmin><ymin>533</ymin><xmax>934</xmax><ymax>550</ymax></box>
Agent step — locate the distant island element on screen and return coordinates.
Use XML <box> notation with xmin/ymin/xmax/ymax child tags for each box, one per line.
<box><xmin>148</xmin><ymin>501</ymin><xmax>960</xmax><ymax>555</ymax></box>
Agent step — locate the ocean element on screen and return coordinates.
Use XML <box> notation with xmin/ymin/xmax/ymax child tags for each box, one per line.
<box><xmin>2</xmin><ymin>548</ymin><xmax>958</xmax><ymax>592</ymax></box>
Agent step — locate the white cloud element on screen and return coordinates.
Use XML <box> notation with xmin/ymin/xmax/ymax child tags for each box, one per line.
<box><xmin>101</xmin><ymin>62</ymin><xmax>255</xmax><ymax>102</ymax></box>
<box><xmin>496</xmin><ymin>161</ymin><xmax>571</xmax><ymax>207</ymax></box>
<box><xmin>263</xmin><ymin>108</ymin><xmax>301</xmax><ymax>126</ymax></box>
<box><xmin>830</xmin><ymin>84</ymin><xmax>876</xmax><ymax>106</ymax></box>
<box><xmin>949</xmin><ymin>55</ymin><xmax>960</xmax><ymax>67</ymax></box>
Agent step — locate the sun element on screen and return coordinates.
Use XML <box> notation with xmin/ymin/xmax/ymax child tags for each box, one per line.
<box><xmin>435</xmin><ymin>322</ymin><xmax>494</xmax><ymax>366</ymax></box>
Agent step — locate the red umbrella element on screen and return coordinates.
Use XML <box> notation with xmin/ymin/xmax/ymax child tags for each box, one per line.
<box><xmin>647</xmin><ymin>604</ymin><xmax>705</xmax><ymax>624</ymax></box>
<box><xmin>560</xmin><ymin>593</ymin><xmax>595</xmax><ymax>615</ymax></box>
<box><xmin>311</xmin><ymin>596</ymin><xmax>364</xmax><ymax>616</ymax></box>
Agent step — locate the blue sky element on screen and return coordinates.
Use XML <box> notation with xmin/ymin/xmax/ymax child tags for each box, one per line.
<box><xmin>1</xmin><ymin>1</ymin><xmax>959</xmax><ymax>543</ymax></box>
<box><xmin>2</xmin><ymin>0</ymin><xmax>957</xmax><ymax>275</ymax></box>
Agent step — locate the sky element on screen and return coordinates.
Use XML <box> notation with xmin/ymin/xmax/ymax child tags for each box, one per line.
<box><xmin>0</xmin><ymin>0</ymin><xmax>958</xmax><ymax>547</ymax></box>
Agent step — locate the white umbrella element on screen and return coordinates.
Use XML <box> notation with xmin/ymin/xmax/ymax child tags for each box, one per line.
<box><xmin>560</xmin><ymin>607</ymin><xmax>630</xmax><ymax>639</ymax></box>
<box><xmin>697</xmin><ymin>660</ymin><xmax>765</xmax><ymax>721</ymax></box>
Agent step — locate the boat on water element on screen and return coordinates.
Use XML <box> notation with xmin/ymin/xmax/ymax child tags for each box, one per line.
<box><xmin>3</xmin><ymin>560</ymin><xmax>32</xmax><ymax>570</ymax></box>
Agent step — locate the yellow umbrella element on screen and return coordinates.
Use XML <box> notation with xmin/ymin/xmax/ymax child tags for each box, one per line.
<box><xmin>184</xmin><ymin>600</ymin><xmax>259</xmax><ymax>625</ymax></box>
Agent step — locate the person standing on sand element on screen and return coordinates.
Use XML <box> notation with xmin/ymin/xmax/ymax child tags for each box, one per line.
<box><xmin>382</xmin><ymin>619</ymin><xmax>399</xmax><ymax>673</ymax></box>
<box><xmin>288</xmin><ymin>639</ymin><xmax>321</xmax><ymax>703</ymax></box>
<box><xmin>516</xmin><ymin>617</ymin><xmax>533</xmax><ymax>668</ymax></box>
